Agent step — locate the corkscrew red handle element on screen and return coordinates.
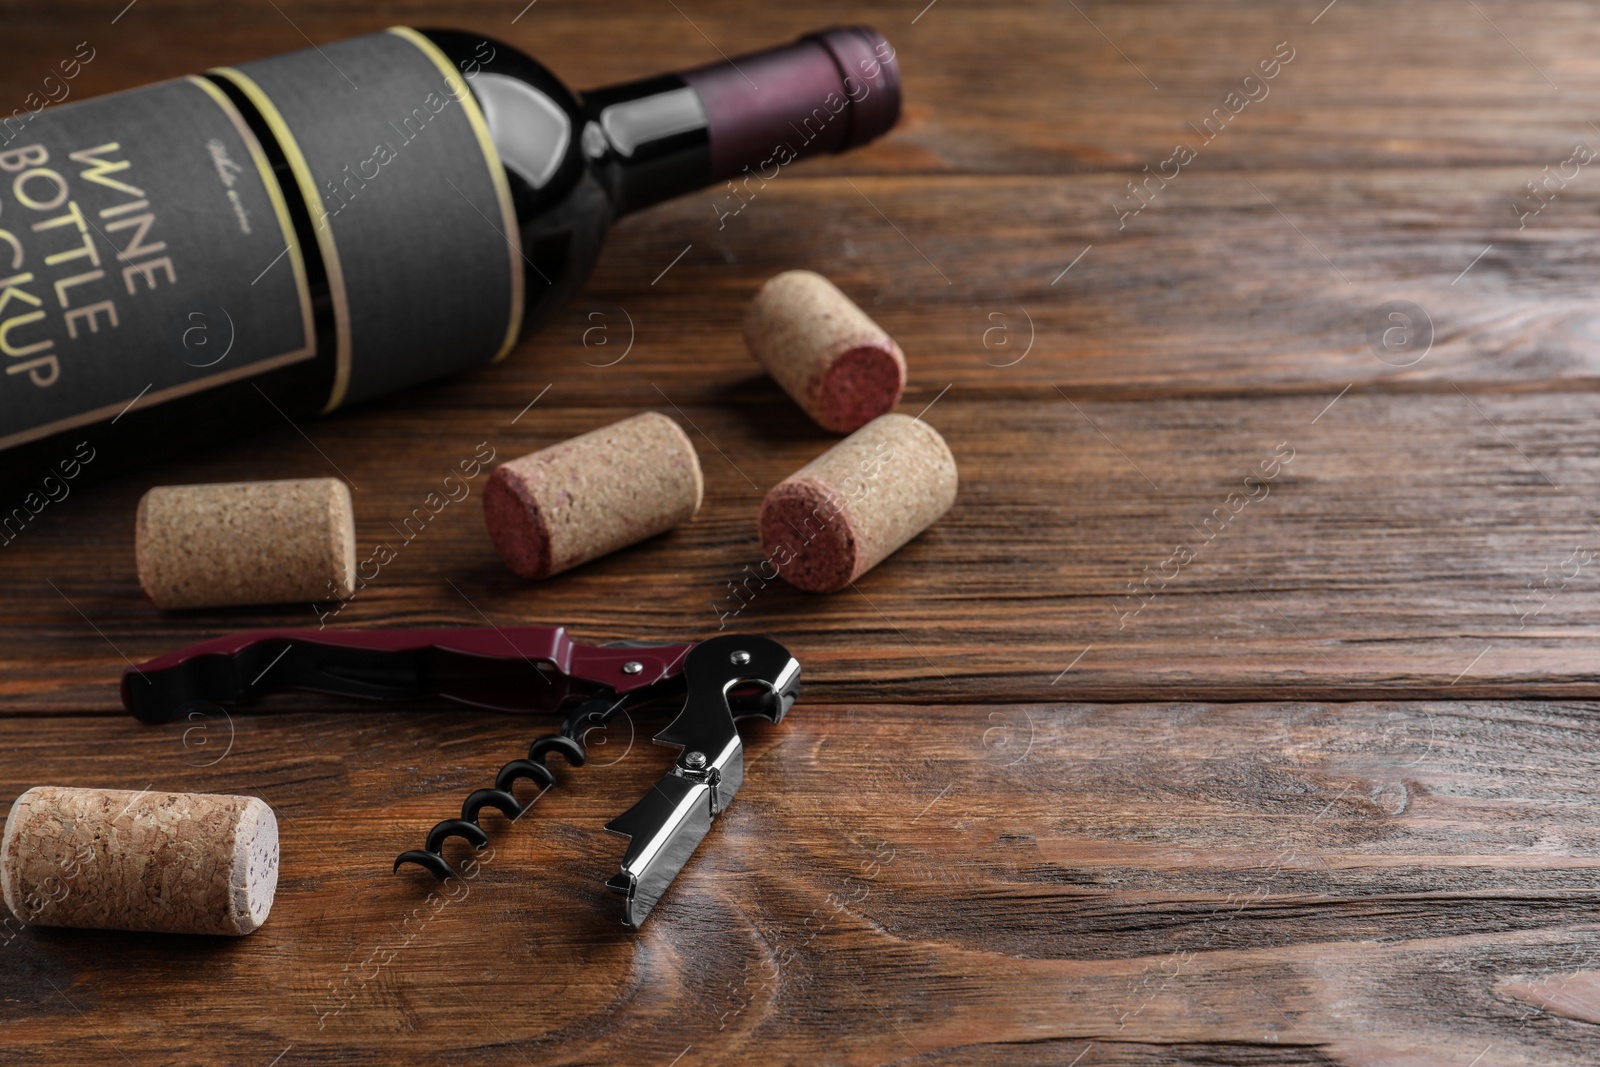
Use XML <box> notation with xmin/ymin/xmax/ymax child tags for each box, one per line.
<box><xmin>121</xmin><ymin>626</ymin><xmax>696</xmax><ymax>723</ymax></box>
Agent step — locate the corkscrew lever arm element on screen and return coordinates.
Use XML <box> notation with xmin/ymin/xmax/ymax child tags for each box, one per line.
<box><xmin>603</xmin><ymin>634</ymin><xmax>801</xmax><ymax>928</ymax></box>
<box><xmin>120</xmin><ymin>626</ymin><xmax>696</xmax><ymax>723</ymax></box>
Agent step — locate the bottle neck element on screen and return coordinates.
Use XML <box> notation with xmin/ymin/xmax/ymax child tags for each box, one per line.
<box><xmin>581</xmin><ymin>26</ymin><xmax>901</xmax><ymax>217</ymax></box>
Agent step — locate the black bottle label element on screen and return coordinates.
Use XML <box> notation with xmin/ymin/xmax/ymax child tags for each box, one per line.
<box><xmin>216</xmin><ymin>28</ymin><xmax>525</xmax><ymax>412</ymax></box>
<box><xmin>0</xmin><ymin>76</ymin><xmax>314</xmax><ymax>451</ymax></box>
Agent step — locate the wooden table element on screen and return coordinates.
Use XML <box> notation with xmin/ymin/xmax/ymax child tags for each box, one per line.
<box><xmin>5</xmin><ymin>1</ymin><xmax>1600</xmax><ymax>1063</ymax></box>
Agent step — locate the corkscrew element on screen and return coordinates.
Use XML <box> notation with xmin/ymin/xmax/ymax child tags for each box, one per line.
<box><xmin>390</xmin><ymin>686</ymin><xmax>626</xmax><ymax>881</ymax></box>
<box><xmin>122</xmin><ymin>626</ymin><xmax>801</xmax><ymax>928</ymax></box>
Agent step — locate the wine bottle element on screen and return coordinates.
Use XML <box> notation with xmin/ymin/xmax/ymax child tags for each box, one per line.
<box><xmin>0</xmin><ymin>25</ymin><xmax>900</xmax><ymax>490</ymax></box>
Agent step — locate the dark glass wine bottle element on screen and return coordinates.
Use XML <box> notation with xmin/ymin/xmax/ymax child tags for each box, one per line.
<box><xmin>0</xmin><ymin>25</ymin><xmax>899</xmax><ymax>494</ymax></box>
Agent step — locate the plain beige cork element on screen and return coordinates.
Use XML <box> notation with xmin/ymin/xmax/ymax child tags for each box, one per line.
<box><xmin>760</xmin><ymin>413</ymin><xmax>957</xmax><ymax>593</ymax></box>
<box><xmin>483</xmin><ymin>412</ymin><xmax>704</xmax><ymax>579</ymax></box>
<box><xmin>135</xmin><ymin>478</ymin><xmax>356</xmax><ymax>610</ymax></box>
<box><xmin>744</xmin><ymin>270</ymin><xmax>907</xmax><ymax>433</ymax></box>
<box><xmin>1</xmin><ymin>786</ymin><xmax>278</xmax><ymax>936</ymax></box>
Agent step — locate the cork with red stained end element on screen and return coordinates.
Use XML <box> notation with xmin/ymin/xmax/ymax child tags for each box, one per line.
<box><xmin>760</xmin><ymin>413</ymin><xmax>957</xmax><ymax>593</ymax></box>
<box><xmin>483</xmin><ymin>412</ymin><xmax>704</xmax><ymax>579</ymax></box>
<box><xmin>744</xmin><ymin>270</ymin><xmax>907</xmax><ymax>433</ymax></box>
<box><xmin>0</xmin><ymin>786</ymin><xmax>278</xmax><ymax>936</ymax></box>
<box><xmin>135</xmin><ymin>478</ymin><xmax>356</xmax><ymax>610</ymax></box>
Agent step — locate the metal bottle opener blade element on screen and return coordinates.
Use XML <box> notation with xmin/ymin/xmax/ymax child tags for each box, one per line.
<box><xmin>603</xmin><ymin>634</ymin><xmax>801</xmax><ymax>928</ymax></box>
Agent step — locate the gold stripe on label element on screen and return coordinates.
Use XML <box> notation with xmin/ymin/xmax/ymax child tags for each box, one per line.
<box><xmin>387</xmin><ymin>26</ymin><xmax>526</xmax><ymax>364</ymax></box>
<box><xmin>186</xmin><ymin>75</ymin><xmax>315</xmax><ymax>361</ymax></box>
<box><xmin>211</xmin><ymin>65</ymin><xmax>355</xmax><ymax>414</ymax></box>
<box><xmin>0</xmin><ymin>77</ymin><xmax>321</xmax><ymax>454</ymax></box>
<box><xmin>0</xmin><ymin>349</ymin><xmax>317</xmax><ymax>453</ymax></box>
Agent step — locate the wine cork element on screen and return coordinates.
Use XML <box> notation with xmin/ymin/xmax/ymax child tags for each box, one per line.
<box><xmin>484</xmin><ymin>412</ymin><xmax>704</xmax><ymax>579</ymax></box>
<box><xmin>744</xmin><ymin>270</ymin><xmax>907</xmax><ymax>433</ymax></box>
<box><xmin>760</xmin><ymin>413</ymin><xmax>957</xmax><ymax>593</ymax></box>
<box><xmin>135</xmin><ymin>478</ymin><xmax>356</xmax><ymax>610</ymax></box>
<box><xmin>1</xmin><ymin>786</ymin><xmax>278</xmax><ymax>936</ymax></box>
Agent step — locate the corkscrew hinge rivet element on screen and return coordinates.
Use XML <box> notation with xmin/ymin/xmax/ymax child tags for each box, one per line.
<box><xmin>622</xmin><ymin>661</ymin><xmax>643</xmax><ymax>675</ymax></box>
<box><xmin>729</xmin><ymin>650</ymin><xmax>751</xmax><ymax>666</ymax></box>
<box><xmin>684</xmin><ymin>751</ymin><xmax>708</xmax><ymax>770</ymax></box>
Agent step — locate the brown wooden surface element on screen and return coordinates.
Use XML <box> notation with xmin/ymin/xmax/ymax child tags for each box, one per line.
<box><xmin>5</xmin><ymin>1</ymin><xmax>1600</xmax><ymax>1064</ymax></box>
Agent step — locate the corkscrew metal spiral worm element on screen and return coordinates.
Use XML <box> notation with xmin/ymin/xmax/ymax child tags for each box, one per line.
<box><xmin>392</xmin><ymin>689</ymin><xmax>627</xmax><ymax>879</ymax></box>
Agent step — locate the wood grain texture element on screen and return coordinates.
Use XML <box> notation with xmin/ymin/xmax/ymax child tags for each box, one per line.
<box><xmin>4</xmin><ymin>0</ymin><xmax>1600</xmax><ymax>1064</ymax></box>
<box><xmin>4</xmin><ymin>390</ymin><xmax>1600</xmax><ymax>708</ymax></box>
<box><xmin>9</xmin><ymin>0</ymin><xmax>1600</xmax><ymax>173</ymax></box>
<box><xmin>3</xmin><ymin>701</ymin><xmax>1600</xmax><ymax>1066</ymax></box>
